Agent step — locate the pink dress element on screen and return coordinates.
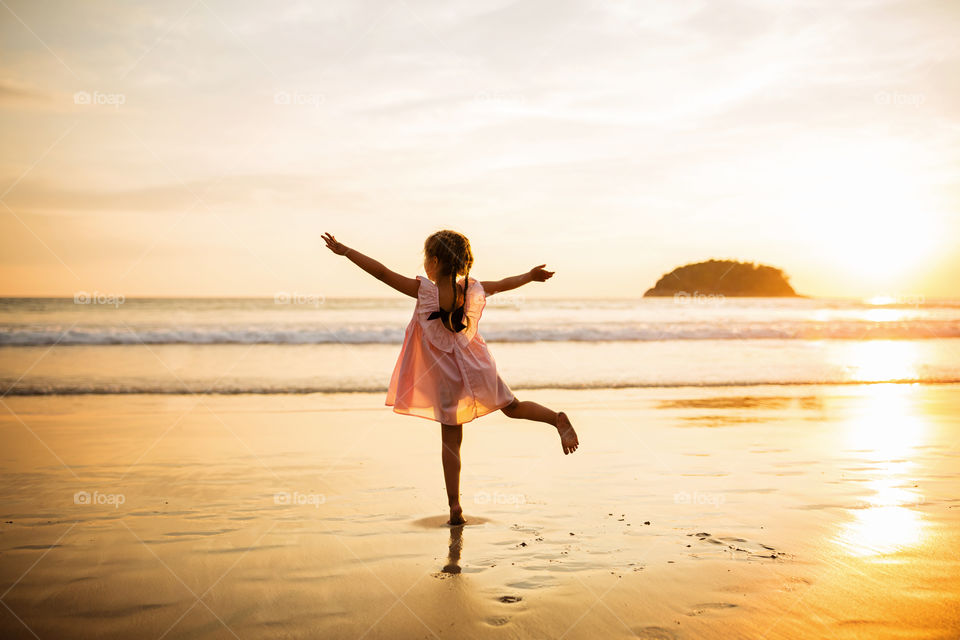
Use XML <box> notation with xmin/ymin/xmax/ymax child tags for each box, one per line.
<box><xmin>385</xmin><ymin>275</ymin><xmax>516</xmax><ymax>424</ymax></box>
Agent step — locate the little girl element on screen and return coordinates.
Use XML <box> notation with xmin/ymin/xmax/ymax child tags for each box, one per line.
<box><xmin>323</xmin><ymin>230</ymin><xmax>579</xmax><ymax>525</ymax></box>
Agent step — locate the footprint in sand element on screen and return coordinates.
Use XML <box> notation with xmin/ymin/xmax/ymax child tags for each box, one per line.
<box><xmin>686</xmin><ymin>532</ymin><xmax>784</xmax><ymax>558</ymax></box>
<box><xmin>486</xmin><ymin>616</ymin><xmax>510</xmax><ymax>626</ymax></box>
<box><xmin>631</xmin><ymin>626</ymin><xmax>678</xmax><ymax>639</ymax></box>
<box><xmin>687</xmin><ymin>602</ymin><xmax>738</xmax><ymax>616</ymax></box>
<box><xmin>498</xmin><ymin>595</ymin><xmax>522</xmax><ymax>604</ymax></box>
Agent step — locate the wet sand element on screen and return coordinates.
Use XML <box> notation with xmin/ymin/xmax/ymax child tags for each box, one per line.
<box><xmin>1</xmin><ymin>384</ymin><xmax>959</xmax><ymax>639</ymax></box>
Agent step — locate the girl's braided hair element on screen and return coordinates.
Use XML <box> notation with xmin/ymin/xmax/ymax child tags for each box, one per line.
<box><xmin>423</xmin><ymin>230</ymin><xmax>474</xmax><ymax>333</ymax></box>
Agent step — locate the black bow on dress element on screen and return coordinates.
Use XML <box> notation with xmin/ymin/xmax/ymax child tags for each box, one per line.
<box><xmin>428</xmin><ymin>305</ymin><xmax>467</xmax><ymax>333</ymax></box>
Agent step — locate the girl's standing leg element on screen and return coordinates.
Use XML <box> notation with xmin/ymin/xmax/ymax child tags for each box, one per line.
<box><xmin>441</xmin><ymin>423</ymin><xmax>466</xmax><ymax>525</ymax></box>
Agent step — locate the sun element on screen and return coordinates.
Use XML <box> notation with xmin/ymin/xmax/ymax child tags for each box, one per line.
<box><xmin>782</xmin><ymin>140</ymin><xmax>942</xmax><ymax>284</ymax></box>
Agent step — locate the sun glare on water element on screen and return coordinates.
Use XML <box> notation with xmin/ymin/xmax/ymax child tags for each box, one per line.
<box><xmin>841</xmin><ymin>340</ymin><xmax>920</xmax><ymax>383</ymax></box>
<box><xmin>835</xmin><ymin>385</ymin><xmax>929</xmax><ymax>557</ymax></box>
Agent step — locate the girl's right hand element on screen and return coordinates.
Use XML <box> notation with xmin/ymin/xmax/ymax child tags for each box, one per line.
<box><xmin>323</xmin><ymin>232</ymin><xmax>349</xmax><ymax>256</ymax></box>
<box><xmin>529</xmin><ymin>264</ymin><xmax>555</xmax><ymax>282</ymax></box>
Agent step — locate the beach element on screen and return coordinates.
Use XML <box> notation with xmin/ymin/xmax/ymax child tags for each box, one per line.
<box><xmin>2</xmin><ymin>383</ymin><xmax>959</xmax><ymax>639</ymax></box>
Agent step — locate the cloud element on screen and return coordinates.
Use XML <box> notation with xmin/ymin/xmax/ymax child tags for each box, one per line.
<box><xmin>0</xmin><ymin>77</ymin><xmax>61</xmax><ymax>109</ymax></box>
<box><xmin>2</xmin><ymin>173</ymin><xmax>375</xmax><ymax>215</ymax></box>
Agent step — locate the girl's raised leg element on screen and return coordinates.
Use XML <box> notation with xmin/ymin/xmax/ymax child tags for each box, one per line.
<box><xmin>500</xmin><ymin>398</ymin><xmax>579</xmax><ymax>455</ymax></box>
<box><xmin>441</xmin><ymin>423</ymin><xmax>466</xmax><ymax>525</ymax></box>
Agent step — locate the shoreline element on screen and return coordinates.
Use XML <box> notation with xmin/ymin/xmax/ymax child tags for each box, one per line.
<box><xmin>3</xmin><ymin>378</ymin><xmax>960</xmax><ymax>397</ymax></box>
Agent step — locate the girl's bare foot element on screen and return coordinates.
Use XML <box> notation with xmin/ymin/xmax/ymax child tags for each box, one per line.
<box><xmin>556</xmin><ymin>412</ymin><xmax>579</xmax><ymax>455</ymax></box>
<box><xmin>448</xmin><ymin>504</ymin><xmax>466</xmax><ymax>525</ymax></box>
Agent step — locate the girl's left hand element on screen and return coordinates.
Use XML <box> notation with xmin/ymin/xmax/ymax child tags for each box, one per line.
<box><xmin>323</xmin><ymin>232</ymin><xmax>349</xmax><ymax>256</ymax></box>
<box><xmin>529</xmin><ymin>264</ymin><xmax>554</xmax><ymax>282</ymax></box>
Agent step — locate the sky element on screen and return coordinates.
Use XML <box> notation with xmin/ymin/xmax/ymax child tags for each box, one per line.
<box><xmin>1</xmin><ymin>0</ymin><xmax>958</xmax><ymax>299</ymax></box>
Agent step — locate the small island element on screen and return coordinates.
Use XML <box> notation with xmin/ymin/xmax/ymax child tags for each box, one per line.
<box><xmin>644</xmin><ymin>259</ymin><xmax>799</xmax><ymax>297</ymax></box>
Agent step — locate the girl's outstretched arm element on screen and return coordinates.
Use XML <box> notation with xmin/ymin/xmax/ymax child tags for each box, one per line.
<box><xmin>323</xmin><ymin>232</ymin><xmax>419</xmax><ymax>298</ymax></box>
<box><xmin>481</xmin><ymin>264</ymin><xmax>554</xmax><ymax>296</ymax></box>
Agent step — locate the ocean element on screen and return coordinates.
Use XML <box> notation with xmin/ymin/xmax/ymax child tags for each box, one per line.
<box><xmin>1</xmin><ymin>296</ymin><xmax>958</xmax><ymax>395</ymax></box>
